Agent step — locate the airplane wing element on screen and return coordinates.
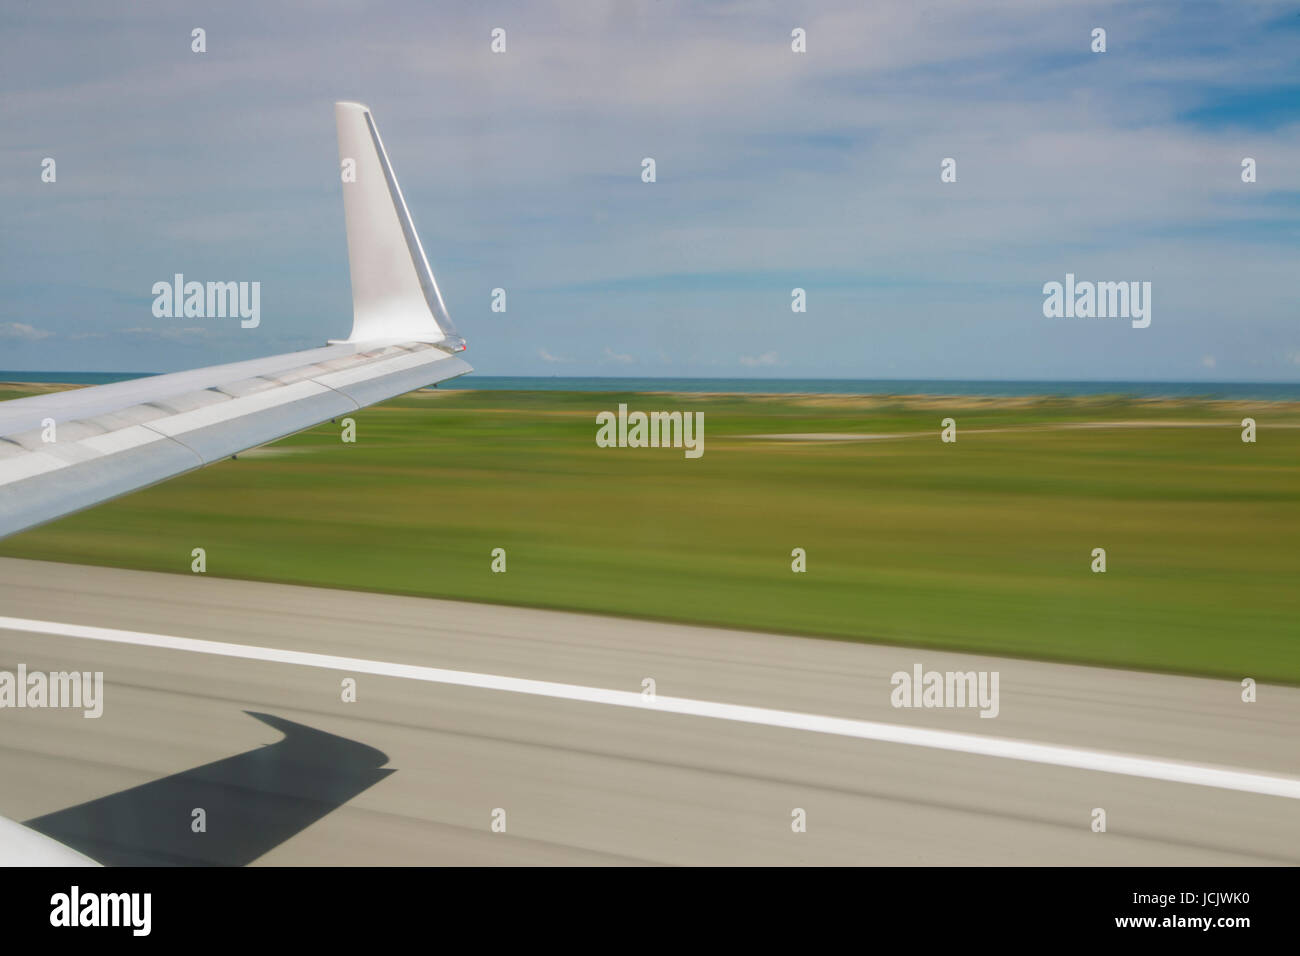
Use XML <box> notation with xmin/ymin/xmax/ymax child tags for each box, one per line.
<box><xmin>0</xmin><ymin>102</ymin><xmax>471</xmax><ymax>540</ymax></box>
<box><xmin>0</xmin><ymin>815</ymin><xmax>98</xmax><ymax>866</ymax></box>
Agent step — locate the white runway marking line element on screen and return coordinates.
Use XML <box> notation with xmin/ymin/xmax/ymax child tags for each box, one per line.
<box><xmin>4</xmin><ymin>614</ymin><xmax>1298</xmax><ymax>800</ymax></box>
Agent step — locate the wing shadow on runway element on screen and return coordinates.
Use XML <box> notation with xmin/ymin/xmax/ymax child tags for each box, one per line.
<box><xmin>23</xmin><ymin>712</ymin><xmax>394</xmax><ymax>866</ymax></box>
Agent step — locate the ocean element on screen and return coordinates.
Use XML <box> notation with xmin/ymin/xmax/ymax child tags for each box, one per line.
<box><xmin>3</xmin><ymin>372</ymin><xmax>1300</xmax><ymax>401</ymax></box>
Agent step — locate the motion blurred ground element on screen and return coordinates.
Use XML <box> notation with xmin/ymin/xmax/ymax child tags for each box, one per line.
<box><xmin>3</xmin><ymin>383</ymin><xmax>1296</xmax><ymax>682</ymax></box>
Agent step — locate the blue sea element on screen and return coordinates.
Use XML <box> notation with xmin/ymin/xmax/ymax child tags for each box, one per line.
<box><xmin>3</xmin><ymin>371</ymin><xmax>1300</xmax><ymax>401</ymax></box>
<box><xmin>0</xmin><ymin>371</ymin><xmax>158</xmax><ymax>385</ymax></box>
<box><xmin>448</xmin><ymin>377</ymin><xmax>1300</xmax><ymax>401</ymax></box>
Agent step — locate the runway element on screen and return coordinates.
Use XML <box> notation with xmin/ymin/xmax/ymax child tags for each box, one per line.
<box><xmin>0</xmin><ymin>557</ymin><xmax>1296</xmax><ymax>865</ymax></box>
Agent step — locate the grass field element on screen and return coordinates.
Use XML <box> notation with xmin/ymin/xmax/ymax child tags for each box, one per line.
<box><xmin>2</xmin><ymin>383</ymin><xmax>1298</xmax><ymax>683</ymax></box>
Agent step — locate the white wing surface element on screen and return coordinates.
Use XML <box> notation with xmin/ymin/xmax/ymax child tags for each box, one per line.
<box><xmin>0</xmin><ymin>103</ymin><xmax>471</xmax><ymax>540</ymax></box>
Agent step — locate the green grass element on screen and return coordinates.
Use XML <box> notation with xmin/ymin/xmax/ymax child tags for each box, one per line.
<box><xmin>3</xmin><ymin>384</ymin><xmax>1298</xmax><ymax>683</ymax></box>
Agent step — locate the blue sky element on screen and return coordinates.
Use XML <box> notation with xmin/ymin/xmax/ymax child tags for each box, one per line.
<box><xmin>1</xmin><ymin>0</ymin><xmax>1297</xmax><ymax>380</ymax></box>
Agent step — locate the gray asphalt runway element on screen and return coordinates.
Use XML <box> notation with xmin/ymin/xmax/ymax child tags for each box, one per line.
<box><xmin>0</xmin><ymin>556</ymin><xmax>1296</xmax><ymax>865</ymax></box>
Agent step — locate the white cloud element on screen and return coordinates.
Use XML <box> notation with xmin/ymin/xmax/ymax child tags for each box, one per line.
<box><xmin>602</xmin><ymin>347</ymin><xmax>635</xmax><ymax>364</ymax></box>
<box><xmin>120</xmin><ymin>326</ymin><xmax>209</xmax><ymax>341</ymax></box>
<box><xmin>0</xmin><ymin>322</ymin><xmax>54</xmax><ymax>341</ymax></box>
<box><xmin>740</xmin><ymin>351</ymin><xmax>782</xmax><ymax>368</ymax></box>
<box><xmin>538</xmin><ymin>347</ymin><xmax>571</xmax><ymax>363</ymax></box>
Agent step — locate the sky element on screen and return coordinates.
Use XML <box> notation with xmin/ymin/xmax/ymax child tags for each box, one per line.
<box><xmin>1</xmin><ymin>0</ymin><xmax>1297</xmax><ymax>380</ymax></box>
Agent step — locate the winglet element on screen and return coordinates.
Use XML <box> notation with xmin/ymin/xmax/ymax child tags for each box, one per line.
<box><xmin>334</xmin><ymin>101</ymin><xmax>464</xmax><ymax>350</ymax></box>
